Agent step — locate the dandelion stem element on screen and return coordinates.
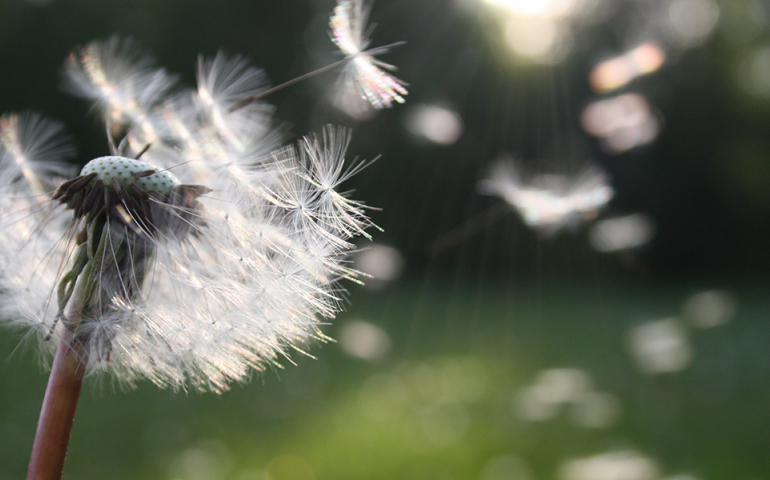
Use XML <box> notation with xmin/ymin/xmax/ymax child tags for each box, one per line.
<box><xmin>26</xmin><ymin>329</ymin><xmax>88</xmax><ymax>480</ymax></box>
<box><xmin>27</xmin><ymin>273</ymin><xmax>91</xmax><ymax>480</ymax></box>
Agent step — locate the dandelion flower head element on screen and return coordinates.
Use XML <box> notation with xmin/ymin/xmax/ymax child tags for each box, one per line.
<box><xmin>0</xmin><ymin>37</ymin><xmax>377</xmax><ymax>393</ymax></box>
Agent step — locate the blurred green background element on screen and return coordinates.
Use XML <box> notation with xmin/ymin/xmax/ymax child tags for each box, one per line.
<box><xmin>2</xmin><ymin>0</ymin><xmax>770</xmax><ymax>479</ymax></box>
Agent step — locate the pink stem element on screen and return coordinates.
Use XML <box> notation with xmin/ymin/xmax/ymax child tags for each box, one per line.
<box><xmin>26</xmin><ymin>329</ymin><xmax>88</xmax><ymax>480</ymax></box>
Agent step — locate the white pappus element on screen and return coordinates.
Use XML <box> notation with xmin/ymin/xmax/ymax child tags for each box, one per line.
<box><xmin>0</xmin><ymin>37</ymin><xmax>380</xmax><ymax>393</ymax></box>
<box><xmin>479</xmin><ymin>157</ymin><xmax>614</xmax><ymax>236</ymax></box>
<box><xmin>330</xmin><ymin>0</ymin><xmax>408</xmax><ymax>109</ymax></box>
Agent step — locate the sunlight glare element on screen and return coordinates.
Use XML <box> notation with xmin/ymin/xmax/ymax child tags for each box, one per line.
<box><xmin>504</xmin><ymin>16</ymin><xmax>570</xmax><ymax>63</ymax></box>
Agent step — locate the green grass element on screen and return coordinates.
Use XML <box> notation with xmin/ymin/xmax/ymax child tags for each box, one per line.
<box><xmin>2</xmin><ymin>278</ymin><xmax>769</xmax><ymax>479</ymax></box>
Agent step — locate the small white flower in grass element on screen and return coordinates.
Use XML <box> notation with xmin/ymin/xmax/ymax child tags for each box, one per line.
<box><xmin>330</xmin><ymin>0</ymin><xmax>408</xmax><ymax>109</ymax></box>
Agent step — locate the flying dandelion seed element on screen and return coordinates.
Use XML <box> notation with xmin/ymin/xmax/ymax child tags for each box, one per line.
<box><xmin>478</xmin><ymin>157</ymin><xmax>614</xmax><ymax>236</ymax></box>
<box><xmin>222</xmin><ymin>0</ymin><xmax>408</xmax><ymax>115</ymax></box>
<box><xmin>330</xmin><ymin>0</ymin><xmax>408</xmax><ymax>109</ymax></box>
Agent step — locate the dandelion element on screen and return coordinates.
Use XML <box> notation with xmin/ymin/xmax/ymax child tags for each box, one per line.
<box><xmin>330</xmin><ymin>0</ymin><xmax>408</xmax><ymax>109</ymax></box>
<box><xmin>227</xmin><ymin>0</ymin><xmax>408</xmax><ymax>114</ymax></box>
<box><xmin>1</xmin><ymin>30</ymin><xmax>390</xmax><ymax>479</ymax></box>
<box><xmin>62</xmin><ymin>36</ymin><xmax>178</xmax><ymax>150</ymax></box>
<box><xmin>478</xmin><ymin>157</ymin><xmax>614</xmax><ymax>236</ymax></box>
<box><xmin>0</xmin><ymin>112</ymin><xmax>76</xmax><ymax>194</ymax></box>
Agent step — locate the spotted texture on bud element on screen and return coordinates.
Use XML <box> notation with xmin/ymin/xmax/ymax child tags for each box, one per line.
<box><xmin>80</xmin><ymin>156</ymin><xmax>179</xmax><ymax>195</ymax></box>
<box><xmin>45</xmin><ymin>156</ymin><xmax>210</xmax><ymax>361</ymax></box>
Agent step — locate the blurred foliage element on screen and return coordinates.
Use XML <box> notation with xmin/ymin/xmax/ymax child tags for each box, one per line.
<box><xmin>3</xmin><ymin>280</ymin><xmax>770</xmax><ymax>479</ymax></box>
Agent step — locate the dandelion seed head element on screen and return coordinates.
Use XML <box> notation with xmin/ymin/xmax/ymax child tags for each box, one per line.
<box><xmin>62</xmin><ymin>36</ymin><xmax>177</xmax><ymax>123</ymax></box>
<box><xmin>195</xmin><ymin>52</ymin><xmax>275</xmax><ymax>153</ymax></box>
<box><xmin>2</xmin><ymin>33</ymin><xmax>379</xmax><ymax>392</ymax></box>
<box><xmin>0</xmin><ymin>112</ymin><xmax>76</xmax><ymax>192</ymax></box>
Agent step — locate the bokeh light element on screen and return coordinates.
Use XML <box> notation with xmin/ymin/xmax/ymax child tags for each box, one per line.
<box><xmin>568</xmin><ymin>392</ymin><xmax>622</xmax><ymax>429</ymax></box>
<box><xmin>514</xmin><ymin>385</ymin><xmax>562</xmax><ymax>421</ymax></box>
<box><xmin>667</xmin><ymin>0</ymin><xmax>720</xmax><ymax>48</ymax></box>
<box><xmin>513</xmin><ymin>368</ymin><xmax>621</xmax><ymax>426</ymax></box>
<box><xmin>169</xmin><ymin>439</ymin><xmax>235</xmax><ymax>480</ymax></box>
<box><xmin>590</xmin><ymin>43</ymin><xmax>666</xmax><ymax>93</ymax></box>
<box><xmin>265</xmin><ymin>455</ymin><xmax>315</xmax><ymax>480</ymax></box>
<box><xmin>736</xmin><ymin>45</ymin><xmax>770</xmax><ymax>99</ymax></box>
<box><xmin>719</xmin><ymin>0</ymin><xmax>768</xmax><ymax>45</ymax></box>
<box><xmin>589</xmin><ymin>214</ymin><xmax>656</xmax><ymax>253</ymax></box>
<box><xmin>682</xmin><ymin>290</ymin><xmax>736</xmax><ymax>329</ymax></box>
<box><xmin>559</xmin><ymin>450</ymin><xmax>660</xmax><ymax>480</ymax></box>
<box><xmin>535</xmin><ymin>368</ymin><xmax>593</xmax><ymax>403</ymax></box>
<box><xmin>338</xmin><ymin>319</ymin><xmax>392</xmax><ymax>362</ymax></box>
<box><xmin>404</xmin><ymin>103</ymin><xmax>464</xmax><ymax>145</ymax></box>
<box><xmin>581</xmin><ymin>93</ymin><xmax>660</xmax><ymax>153</ymax></box>
<box><xmin>480</xmin><ymin>455</ymin><xmax>534</xmax><ymax>480</ymax></box>
<box><xmin>353</xmin><ymin>244</ymin><xmax>406</xmax><ymax>290</ymax></box>
<box><xmin>628</xmin><ymin>318</ymin><xmax>693</xmax><ymax>374</ymax></box>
